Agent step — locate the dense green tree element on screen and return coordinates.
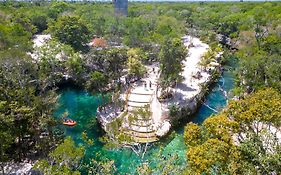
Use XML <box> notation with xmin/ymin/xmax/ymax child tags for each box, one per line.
<box><xmin>168</xmin><ymin>104</ymin><xmax>182</xmax><ymax>126</ymax></box>
<box><xmin>155</xmin><ymin>16</ymin><xmax>183</xmax><ymax>41</ymax></box>
<box><xmin>66</xmin><ymin>53</ymin><xmax>84</xmax><ymax>77</ymax></box>
<box><xmin>127</xmin><ymin>48</ymin><xmax>146</xmax><ymax>79</ymax></box>
<box><xmin>136</xmin><ymin>152</ymin><xmax>185</xmax><ymax>175</ymax></box>
<box><xmin>123</xmin><ymin>17</ymin><xmax>153</xmax><ymax>47</ymax></box>
<box><xmin>86</xmin><ymin>71</ymin><xmax>108</xmax><ymax>93</ymax></box>
<box><xmin>184</xmin><ymin>89</ymin><xmax>281</xmax><ymax>175</ymax></box>
<box><xmin>34</xmin><ymin>137</ymin><xmax>84</xmax><ymax>175</ymax></box>
<box><xmin>0</xmin><ymin>100</ymin><xmax>13</xmax><ymax>174</ymax></box>
<box><xmin>0</xmin><ymin>54</ymin><xmax>58</xmax><ymax>164</ymax></box>
<box><xmin>228</xmin><ymin>89</ymin><xmax>281</xmax><ymax>174</ymax></box>
<box><xmin>0</xmin><ymin>21</ymin><xmax>32</xmax><ymax>52</ymax></box>
<box><xmin>30</xmin><ymin>14</ymin><xmax>48</xmax><ymax>33</ymax></box>
<box><xmin>262</xmin><ymin>34</ymin><xmax>281</xmax><ymax>55</ymax></box>
<box><xmin>84</xmin><ymin>159</ymin><xmax>116</xmax><ymax>175</ymax></box>
<box><xmin>237</xmin><ymin>52</ymin><xmax>281</xmax><ymax>92</ymax></box>
<box><xmin>51</xmin><ymin>16</ymin><xmax>89</xmax><ymax>51</ymax></box>
<box><xmin>84</xmin><ymin>48</ymin><xmax>107</xmax><ymax>72</ymax></box>
<box><xmin>35</xmin><ymin>39</ymin><xmax>84</xmax><ymax>87</ymax></box>
<box><xmin>104</xmin><ymin>48</ymin><xmax>128</xmax><ymax>81</ymax></box>
<box><xmin>218</xmin><ymin>13</ymin><xmax>242</xmax><ymax>38</ymax></box>
<box><xmin>12</xmin><ymin>13</ymin><xmax>36</xmax><ymax>34</ymax></box>
<box><xmin>47</xmin><ymin>2</ymin><xmax>73</xmax><ymax>20</ymax></box>
<box><xmin>251</xmin><ymin>6</ymin><xmax>270</xmax><ymax>50</ymax></box>
<box><xmin>159</xmin><ymin>37</ymin><xmax>187</xmax><ymax>89</ymax></box>
<box><xmin>184</xmin><ymin>114</ymin><xmax>239</xmax><ymax>175</ymax></box>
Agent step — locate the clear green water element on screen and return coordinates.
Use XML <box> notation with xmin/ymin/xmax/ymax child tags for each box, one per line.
<box><xmin>54</xmin><ymin>69</ymin><xmax>234</xmax><ymax>174</ymax></box>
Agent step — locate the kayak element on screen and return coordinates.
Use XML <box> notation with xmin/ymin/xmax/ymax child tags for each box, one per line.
<box><xmin>63</xmin><ymin>119</ymin><xmax>77</xmax><ymax>126</ymax></box>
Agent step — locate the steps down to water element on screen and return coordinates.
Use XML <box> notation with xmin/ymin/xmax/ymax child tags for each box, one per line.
<box><xmin>124</xmin><ymin>87</ymin><xmax>159</xmax><ymax>143</ymax></box>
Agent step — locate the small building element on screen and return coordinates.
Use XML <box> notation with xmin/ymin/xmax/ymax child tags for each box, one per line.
<box><xmin>89</xmin><ymin>37</ymin><xmax>107</xmax><ymax>48</ymax></box>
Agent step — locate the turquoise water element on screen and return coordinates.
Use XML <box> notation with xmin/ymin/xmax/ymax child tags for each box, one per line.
<box><xmin>54</xmin><ymin>68</ymin><xmax>234</xmax><ymax>174</ymax></box>
<box><xmin>191</xmin><ymin>70</ymin><xmax>234</xmax><ymax>124</ymax></box>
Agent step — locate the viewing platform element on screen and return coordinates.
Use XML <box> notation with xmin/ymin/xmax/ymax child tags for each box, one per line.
<box><xmin>122</xmin><ymin>66</ymin><xmax>162</xmax><ymax>143</ymax></box>
<box><xmin>97</xmin><ymin>35</ymin><xmax>222</xmax><ymax>144</ymax></box>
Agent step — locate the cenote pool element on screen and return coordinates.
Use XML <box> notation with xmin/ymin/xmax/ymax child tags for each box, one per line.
<box><xmin>54</xmin><ymin>66</ymin><xmax>235</xmax><ymax>174</ymax></box>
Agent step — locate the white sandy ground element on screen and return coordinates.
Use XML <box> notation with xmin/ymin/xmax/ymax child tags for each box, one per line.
<box><xmin>156</xmin><ymin>36</ymin><xmax>211</xmax><ymax>136</ymax></box>
<box><xmin>3</xmin><ymin>162</ymin><xmax>34</xmax><ymax>175</ymax></box>
<box><xmin>27</xmin><ymin>34</ymin><xmax>51</xmax><ymax>61</ymax></box>
<box><xmin>232</xmin><ymin>121</ymin><xmax>281</xmax><ymax>151</ymax></box>
<box><xmin>33</xmin><ymin>34</ymin><xmax>51</xmax><ymax>48</ymax></box>
<box><xmin>175</xmin><ymin>36</ymin><xmax>210</xmax><ymax>101</ymax></box>
<box><xmin>160</xmin><ymin>36</ymin><xmax>210</xmax><ymax>111</ymax></box>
